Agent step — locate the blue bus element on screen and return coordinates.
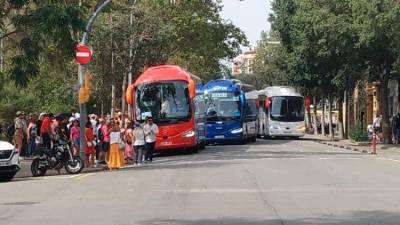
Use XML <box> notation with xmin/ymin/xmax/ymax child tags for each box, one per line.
<box><xmin>204</xmin><ymin>79</ymin><xmax>259</xmax><ymax>144</ymax></box>
<box><xmin>194</xmin><ymin>84</ymin><xmax>207</xmax><ymax>150</ymax></box>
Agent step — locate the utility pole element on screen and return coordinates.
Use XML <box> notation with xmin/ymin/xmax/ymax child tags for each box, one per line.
<box><xmin>78</xmin><ymin>0</ymin><xmax>112</xmax><ymax>161</ymax></box>
<box><xmin>127</xmin><ymin>9</ymin><xmax>133</xmax><ymax>118</ymax></box>
<box><xmin>127</xmin><ymin>0</ymin><xmax>138</xmax><ymax>118</ymax></box>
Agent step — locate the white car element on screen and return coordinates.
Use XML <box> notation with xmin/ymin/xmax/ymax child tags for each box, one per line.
<box><xmin>0</xmin><ymin>141</ymin><xmax>20</xmax><ymax>182</ymax></box>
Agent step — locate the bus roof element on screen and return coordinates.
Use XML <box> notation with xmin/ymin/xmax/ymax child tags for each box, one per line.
<box><xmin>133</xmin><ymin>65</ymin><xmax>201</xmax><ymax>87</ymax></box>
<box><xmin>196</xmin><ymin>84</ymin><xmax>204</xmax><ymax>95</ymax></box>
<box><xmin>258</xmin><ymin>86</ymin><xmax>302</xmax><ymax>98</ymax></box>
<box><xmin>204</xmin><ymin>79</ymin><xmax>255</xmax><ymax>93</ymax></box>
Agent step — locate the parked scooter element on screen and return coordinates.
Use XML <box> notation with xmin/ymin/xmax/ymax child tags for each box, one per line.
<box><xmin>31</xmin><ymin>140</ymin><xmax>84</xmax><ymax>177</ymax></box>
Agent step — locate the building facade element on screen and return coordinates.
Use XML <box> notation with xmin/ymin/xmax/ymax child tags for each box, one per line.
<box><xmin>232</xmin><ymin>50</ymin><xmax>257</xmax><ymax>76</ymax></box>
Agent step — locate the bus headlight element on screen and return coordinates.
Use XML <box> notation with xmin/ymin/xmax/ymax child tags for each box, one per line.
<box><xmin>297</xmin><ymin>126</ymin><xmax>306</xmax><ymax>132</ymax></box>
<box><xmin>182</xmin><ymin>130</ymin><xmax>195</xmax><ymax>138</ymax></box>
<box><xmin>231</xmin><ymin>128</ymin><xmax>243</xmax><ymax>134</ymax></box>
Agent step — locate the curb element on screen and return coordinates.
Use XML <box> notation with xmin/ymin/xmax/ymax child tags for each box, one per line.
<box><xmin>315</xmin><ymin>140</ymin><xmax>371</xmax><ymax>154</ymax></box>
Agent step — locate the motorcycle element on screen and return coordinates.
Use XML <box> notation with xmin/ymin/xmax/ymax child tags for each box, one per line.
<box><xmin>31</xmin><ymin>140</ymin><xmax>84</xmax><ymax>177</ymax></box>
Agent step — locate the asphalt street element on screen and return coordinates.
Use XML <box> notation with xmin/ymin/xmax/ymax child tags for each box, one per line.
<box><xmin>2</xmin><ymin>138</ymin><xmax>400</xmax><ymax>225</ymax></box>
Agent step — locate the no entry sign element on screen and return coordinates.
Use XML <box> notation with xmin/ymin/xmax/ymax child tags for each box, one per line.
<box><xmin>75</xmin><ymin>44</ymin><xmax>93</xmax><ymax>65</ymax></box>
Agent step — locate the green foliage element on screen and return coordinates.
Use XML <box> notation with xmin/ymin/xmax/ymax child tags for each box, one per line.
<box><xmin>349</xmin><ymin>124</ymin><xmax>369</xmax><ymax>142</ymax></box>
<box><xmin>0</xmin><ymin>0</ymin><xmax>247</xmax><ymax>125</ymax></box>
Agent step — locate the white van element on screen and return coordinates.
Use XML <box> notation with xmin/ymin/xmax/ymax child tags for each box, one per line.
<box><xmin>0</xmin><ymin>141</ymin><xmax>20</xmax><ymax>182</ymax></box>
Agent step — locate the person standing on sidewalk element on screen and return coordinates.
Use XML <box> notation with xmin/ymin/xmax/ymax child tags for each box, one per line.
<box><xmin>85</xmin><ymin>121</ymin><xmax>95</xmax><ymax>167</ymax></box>
<box><xmin>133</xmin><ymin>122</ymin><xmax>145</xmax><ymax>166</ymax></box>
<box><xmin>14</xmin><ymin>111</ymin><xmax>26</xmax><ymax>155</ymax></box>
<box><xmin>108</xmin><ymin>120</ymin><xmax>124</xmax><ymax>170</ymax></box>
<box><xmin>143</xmin><ymin>116</ymin><xmax>158</xmax><ymax>163</ymax></box>
<box><xmin>41</xmin><ymin>113</ymin><xmax>52</xmax><ymax>150</ymax></box>
<box><xmin>26</xmin><ymin>114</ymin><xmax>37</xmax><ymax>157</ymax></box>
<box><xmin>124</xmin><ymin>121</ymin><xmax>134</xmax><ymax>163</ymax></box>
<box><xmin>100</xmin><ymin>118</ymin><xmax>111</xmax><ymax>164</ymax></box>
<box><xmin>70</xmin><ymin>119</ymin><xmax>80</xmax><ymax>156</ymax></box>
<box><xmin>373</xmin><ymin>114</ymin><xmax>383</xmax><ymax>142</ymax></box>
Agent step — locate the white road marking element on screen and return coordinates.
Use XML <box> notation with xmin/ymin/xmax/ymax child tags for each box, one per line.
<box><xmin>163</xmin><ymin>187</ymin><xmax>400</xmax><ymax>193</ymax></box>
<box><xmin>38</xmin><ymin>174</ymin><xmax>82</xmax><ymax>180</ymax></box>
<box><xmin>74</xmin><ymin>173</ymin><xmax>95</xmax><ymax>180</ymax></box>
<box><xmin>378</xmin><ymin>157</ymin><xmax>400</xmax><ymax>164</ymax></box>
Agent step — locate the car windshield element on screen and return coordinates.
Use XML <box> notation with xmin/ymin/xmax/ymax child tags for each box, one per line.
<box><xmin>270</xmin><ymin>96</ymin><xmax>304</xmax><ymax>122</ymax></box>
<box><xmin>206</xmin><ymin>92</ymin><xmax>241</xmax><ymax>121</ymax></box>
<box><xmin>136</xmin><ymin>81</ymin><xmax>191</xmax><ymax>124</ymax></box>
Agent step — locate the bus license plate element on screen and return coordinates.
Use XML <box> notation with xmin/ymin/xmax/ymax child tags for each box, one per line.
<box><xmin>161</xmin><ymin>141</ymin><xmax>172</xmax><ymax>145</ymax></box>
<box><xmin>215</xmin><ymin>135</ymin><xmax>225</xmax><ymax>139</ymax></box>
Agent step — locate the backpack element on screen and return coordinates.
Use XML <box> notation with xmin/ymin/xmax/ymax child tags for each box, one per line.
<box><xmin>97</xmin><ymin>126</ymin><xmax>104</xmax><ymax>142</ymax></box>
<box><xmin>6</xmin><ymin>124</ymin><xmax>15</xmax><ymax>138</ymax></box>
<box><xmin>30</xmin><ymin>125</ymin><xmax>38</xmax><ymax>137</ymax></box>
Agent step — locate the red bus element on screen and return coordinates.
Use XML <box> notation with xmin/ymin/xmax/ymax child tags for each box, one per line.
<box><xmin>126</xmin><ymin>65</ymin><xmax>202</xmax><ymax>152</ymax></box>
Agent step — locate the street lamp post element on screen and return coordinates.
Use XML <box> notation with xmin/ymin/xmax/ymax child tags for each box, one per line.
<box><xmin>78</xmin><ymin>0</ymin><xmax>112</xmax><ymax>161</ymax></box>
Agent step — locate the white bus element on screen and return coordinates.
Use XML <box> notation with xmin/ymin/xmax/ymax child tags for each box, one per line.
<box><xmin>258</xmin><ymin>86</ymin><xmax>305</xmax><ymax>138</ymax></box>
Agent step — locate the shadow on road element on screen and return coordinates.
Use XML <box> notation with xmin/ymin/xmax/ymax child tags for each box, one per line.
<box><xmin>140</xmin><ymin>210</ymin><xmax>400</xmax><ymax>225</ymax></box>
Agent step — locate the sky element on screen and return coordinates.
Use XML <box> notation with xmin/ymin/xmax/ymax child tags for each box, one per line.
<box><xmin>220</xmin><ymin>0</ymin><xmax>272</xmax><ymax>51</ymax></box>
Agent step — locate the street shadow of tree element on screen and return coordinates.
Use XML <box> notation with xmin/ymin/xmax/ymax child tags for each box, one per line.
<box><xmin>139</xmin><ymin>210</ymin><xmax>400</xmax><ymax>225</ymax></box>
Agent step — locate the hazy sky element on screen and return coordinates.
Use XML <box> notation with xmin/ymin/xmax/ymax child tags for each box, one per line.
<box><xmin>220</xmin><ymin>0</ymin><xmax>272</xmax><ymax>50</ymax></box>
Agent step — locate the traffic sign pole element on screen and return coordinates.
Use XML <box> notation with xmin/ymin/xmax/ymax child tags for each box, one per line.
<box><xmin>77</xmin><ymin>0</ymin><xmax>112</xmax><ymax>164</ymax></box>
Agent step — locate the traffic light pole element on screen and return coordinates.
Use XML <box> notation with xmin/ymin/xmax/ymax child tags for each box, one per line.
<box><xmin>78</xmin><ymin>0</ymin><xmax>112</xmax><ymax>161</ymax></box>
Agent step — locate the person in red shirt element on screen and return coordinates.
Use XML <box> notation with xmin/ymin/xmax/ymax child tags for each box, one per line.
<box><xmin>41</xmin><ymin>113</ymin><xmax>52</xmax><ymax>149</ymax></box>
<box><xmin>85</xmin><ymin>121</ymin><xmax>95</xmax><ymax>167</ymax></box>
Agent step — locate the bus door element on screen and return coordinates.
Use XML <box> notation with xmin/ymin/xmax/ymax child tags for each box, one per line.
<box><xmin>194</xmin><ymin>94</ymin><xmax>206</xmax><ymax>147</ymax></box>
<box><xmin>244</xmin><ymin>98</ymin><xmax>258</xmax><ymax>139</ymax></box>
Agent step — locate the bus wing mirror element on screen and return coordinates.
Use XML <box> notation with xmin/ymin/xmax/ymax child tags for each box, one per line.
<box><xmin>265</xmin><ymin>97</ymin><xmax>271</xmax><ymax>109</ymax></box>
<box><xmin>189</xmin><ymin>79</ymin><xmax>196</xmax><ymax>99</ymax></box>
<box><xmin>239</xmin><ymin>94</ymin><xmax>246</xmax><ymax>107</ymax></box>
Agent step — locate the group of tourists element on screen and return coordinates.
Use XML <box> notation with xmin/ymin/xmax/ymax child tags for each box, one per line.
<box><xmin>9</xmin><ymin>111</ymin><xmax>159</xmax><ymax>170</ymax></box>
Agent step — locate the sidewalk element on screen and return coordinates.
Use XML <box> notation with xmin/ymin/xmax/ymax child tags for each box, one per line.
<box><xmin>306</xmin><ymin>134</ymin><xmax>400</xmax><ymax>156</ymax></box>
<box><xmin>17</xmin><ymin>159</ymin><xmax>105</xmax><ymax>178</ymax></box>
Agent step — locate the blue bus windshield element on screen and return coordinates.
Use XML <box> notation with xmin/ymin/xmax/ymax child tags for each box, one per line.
<box><xmin>206</xmin><ymin>92</ymin><xmax>241</xmax><ymax>120</ymax></box>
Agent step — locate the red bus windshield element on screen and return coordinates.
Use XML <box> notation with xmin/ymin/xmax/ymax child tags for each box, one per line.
<box><xmin>135</xmin><ymin>80</ymin><xmax>191</xmax><ymax>124</ymax></box>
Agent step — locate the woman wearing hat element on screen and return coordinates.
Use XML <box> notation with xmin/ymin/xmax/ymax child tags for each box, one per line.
<box><xmin>14</xmin><ymin>111</ymin><xmax>26</xmax><ymax>154</ymax></box>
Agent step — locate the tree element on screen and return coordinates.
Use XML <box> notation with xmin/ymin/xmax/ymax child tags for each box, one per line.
<box><xmin>350</xmin><ymin>0</ymin><xmax>400</xmax><ymax>144</ymax></box>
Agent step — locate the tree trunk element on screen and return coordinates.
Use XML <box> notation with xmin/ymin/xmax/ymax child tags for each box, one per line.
<box><xmin>344</xmin><ymin>90</ymin><xmax>349</xmax><ymax>138</ymax></box>
<box><xmin>111</xmin><ymin>85</ymin><xmax>115</xmax><ymax>117</ymax></box>
<box><xmin>110</xmin><ymin>11</ymin><xmax>115</xmax><ymax>118</ymax></box>
<box><xmin>321</xmin><ymin>96</ymin><xmax>326</xmax><ymax>136</ymax></box>
<box><xmin>328</xmin><ymin>94</ymin><xmax>334</xmax><ymax>140</ymax></box>
<box><xmin>313</xmin><ymin>96</ymin><xmax>319</xmax><ymax>135</ymax></box>
<box><xmin>380</xmin><ymin>70</ymin><xmax>392</xmax><ymax>144</ymax></box>
<box><xmin>338</xmin><ymin>97</ymin><xmax>344</xmax><ymax>139</ymax></box>
<box><xmin>121</xmin><ymin>74</ymin><xmax>127</xmax><ymax>128</ymax></box>
<box><xmin>306</xmin><ymin>104</ymin><xmax>312</xmax><ymax>132</ymax></box>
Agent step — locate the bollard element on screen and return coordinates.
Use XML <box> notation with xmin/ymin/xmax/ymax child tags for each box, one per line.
<box><xmin>371</xmin><ymin>132</ymin><xmax>377</xmax><ymax>155</ymax></box>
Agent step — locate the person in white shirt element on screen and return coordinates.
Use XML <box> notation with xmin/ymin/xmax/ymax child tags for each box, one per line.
<box><xmin>143</xmin><ymin>116</ymin><xmax>159</xmax><ymax>162</ymax></box>
<box><xmin>108</xmin><ymin>120</ymin><xmax>124</xmax><ymax>170</ymax></box>
<box><xmin>132</xmin><ymin>122</ymin><xmax>145</xmax><ymax>166</ymax></box>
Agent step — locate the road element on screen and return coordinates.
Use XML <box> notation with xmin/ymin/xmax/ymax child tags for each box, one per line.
<box><xmin>2</xmin><ymin>138</ymin><xmax>400</xmax><ymax>225</ymax></box>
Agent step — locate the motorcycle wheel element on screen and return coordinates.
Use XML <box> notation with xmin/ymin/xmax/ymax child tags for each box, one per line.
<box><xmin>65</xmin><ymin>156</ymin><xmax>84</xmax><ymax>174</ymax></box>
<box><xmin>31</xmin><ymin>158</ymin><xmax>47</xmax><ymax>177</ymax></box>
